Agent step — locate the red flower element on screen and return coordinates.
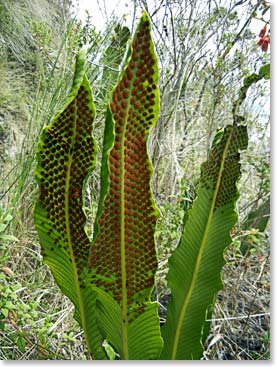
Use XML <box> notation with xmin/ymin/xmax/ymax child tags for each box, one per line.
<box><xmin>258</xmin><ymin>35</ymin><xmax>270</xmax><ymax>52</ymax></box>
<box><xmin>259</xmin><ymin>26</ymin><xmax>267</xmax><ymax>38</ymax></box>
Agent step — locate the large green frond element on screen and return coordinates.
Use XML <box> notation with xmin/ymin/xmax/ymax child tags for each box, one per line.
<box><xmin>87</xmin><ymin>12</ymin><xmax>163</xmax><ymax>360</ymax></box>
<box><xmin>34</xmin><ymin>49</ymin><xmax>106</xmax><ymax>359</ymax></box>
<box><xmin>161</xmin><ymin>125</ymin><xmax>248</xmax><ymax>360</ymax></box>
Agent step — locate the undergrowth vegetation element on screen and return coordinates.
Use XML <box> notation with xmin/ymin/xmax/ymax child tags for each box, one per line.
<box><xmin>0</xmin><ymin>0</ymin><xmax>270</xmax><ymax>360</ymax></box>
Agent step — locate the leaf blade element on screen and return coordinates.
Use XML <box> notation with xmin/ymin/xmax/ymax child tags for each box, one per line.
<box><xmin>88</xmin><ymin>12</ymin><xmax>163</xmax><ymax>359</ymax></box>
<box><xmin>96</xmin><ymin>288</ymin><xmax>162</xmax><ymax>360</ymax></box>
<box><xmin>161</xmin><ymin>125</ymin><xmax>248</xmax><ymax>360</ymax></box>
<box><xmin>34</xmin><ymin>50</ymin><xmax>106</xmax><ymax>359</ymax></box>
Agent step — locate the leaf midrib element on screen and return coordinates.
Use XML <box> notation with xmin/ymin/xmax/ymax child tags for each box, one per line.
<box><xmin>119</xmin><ymin>81</ymin><xmax>134</xmax><ymax>359</ymax></box>
<box><xmin>171</xmin><ymin>132</ymin><xmax>232</xmax><ymax>360</ymax></box>
<box><xmin>120</xmin><ymin>114</ymin><xmax>128</xmax><ymax>359</ymax></box>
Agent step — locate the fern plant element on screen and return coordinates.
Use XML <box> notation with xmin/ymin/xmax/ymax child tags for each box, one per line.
<box><xmin>34</xmin><ymin>12</ymin><xmax>248</xmax><ymax>360</ymax></box>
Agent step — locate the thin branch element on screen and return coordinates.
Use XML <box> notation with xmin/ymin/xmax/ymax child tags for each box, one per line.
<box><xmin>207</xmin><ymin>312</ymin><xmax>270</xmax><ymax>322</ymax></box>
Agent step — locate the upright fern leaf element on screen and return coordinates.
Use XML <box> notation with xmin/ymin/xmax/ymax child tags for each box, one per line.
<box><xmin>34</xmin><ymin>50</ymin><xmax>106</xmax><ymax>359</ymax></box>
<box><xmin>160</xmin><ymin>125</ymin><xmax>248</xmax><ymax>360</ymax></box>
<box><xmin>88</xmin><ymin>12</ymin><xmax>163</xmax><ymax>359</ymax></box>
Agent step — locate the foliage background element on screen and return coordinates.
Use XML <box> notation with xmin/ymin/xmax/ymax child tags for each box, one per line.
<box><xmin>0</xmin><ymin>0</ymin><xmax>270</xmax><ymax>360</ymax></box>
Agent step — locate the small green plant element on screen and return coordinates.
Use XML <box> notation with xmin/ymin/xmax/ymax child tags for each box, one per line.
<box><xmin>0</xmin><ymin>206</ymin><xmax>18</xmax><ymax>244</ymax></box>
<box><xmin>34</xmin><ymin>12</ymin><xmax>249</xmax><ymax>360</ymax></box>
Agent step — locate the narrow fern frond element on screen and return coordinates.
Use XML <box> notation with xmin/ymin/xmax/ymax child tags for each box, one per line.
<box><xmin>34</xmin><ymin>49</ymin><xmax>106</xmax><ymax>359</ymax></box>
<box><xmin>161</xmin><ymin>125</ymin><xmax>248</xmax><ymax>360</ymax></box>
<box><xmin>88</xmin><ymin>12</ymin><xmax>163</xmax><ymax>360</ymax></box>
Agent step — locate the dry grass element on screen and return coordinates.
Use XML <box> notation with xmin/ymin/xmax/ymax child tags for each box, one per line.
<box><xmin>204</xmin><ymin>236</ymin><xmax>270</xmax><ymax>360</ymax></box>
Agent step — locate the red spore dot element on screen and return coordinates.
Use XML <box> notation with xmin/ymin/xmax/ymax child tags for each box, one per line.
<box><xmin>127</xmin><ymin>67</ymin><xmax>133</xmax><ymax>80</ymax></box>
<box><xmin>123</xmin><ymin>90</ymin><xmax>129</xmax><ymax>99</ymax></box>
<box><xmin>133</xmin><ymin>53</ymin><xmax>139</xmax><ymax>61</ymax></box>
<box><xmin>114</xmin><ymin>169</ymin><xmax>120</xmax><ymax>176</ymax></box>
<box><xmin>142</xmin><ymin>20</ymin><xmax>150</xmax><ymax>28</ymax></box>
<box><xmin>146</xmin><ymin>114</ymin><xmax>154</xmax><ymax>121</ymax></box>
<box><xmin>143</xmin><ymin>42</ymin><xmax>150</xmax><ymax>52</ymax></box>
<box><xmin>120</xmin><ymin>111</ymin><xmax>126</xmax><ymax>118</ymax></box>
<box><xmin>119</xmin><ymin>81</ymin><xmax>124</xmax><ymax>91</ymax></box>
<box><xmin>144</xmin><ymin>34</ymin><xmax>150</xmax><ymax>42</ymax></box>
<box><xmin>143</xmin><ymin>44</ymin><xmax>150</xmax><ymax>52</ymax></box>
<box><xmin>125</xmin><ymin>144</ymin><xmax>131</xmax><ymax>155</ymax></box>
<box><xmin>113</xmin><ymin>152</ymin><xmax>120</xmax><ymax>161</ymax></box>
<box><xmin>121</xmin><ymin>101</ymin><xmax>127</xmax><ymax>109</ymax></box>
<box><xmin>125</xmin><ymin>80</ymin><xmax>130</xmax><ymax>88</ymax></box>
<box><xmin>125</xmin><ymin>172</ymin><xmax>131</xmax><ymax>180</ymax></box>
<box><xmin>137</xmin><ymin>77</ymin><xmax>144</xmax><ymax>86</ymax></box>
<box><xmin>133</xmin><ymin>39</ymin><xmax>139</xmax><ymax>49</ymax></box>
<box><xmin>123</xmin><ymin>75</ymin><xmax>129</xmax><ymax>85</ymax></box>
